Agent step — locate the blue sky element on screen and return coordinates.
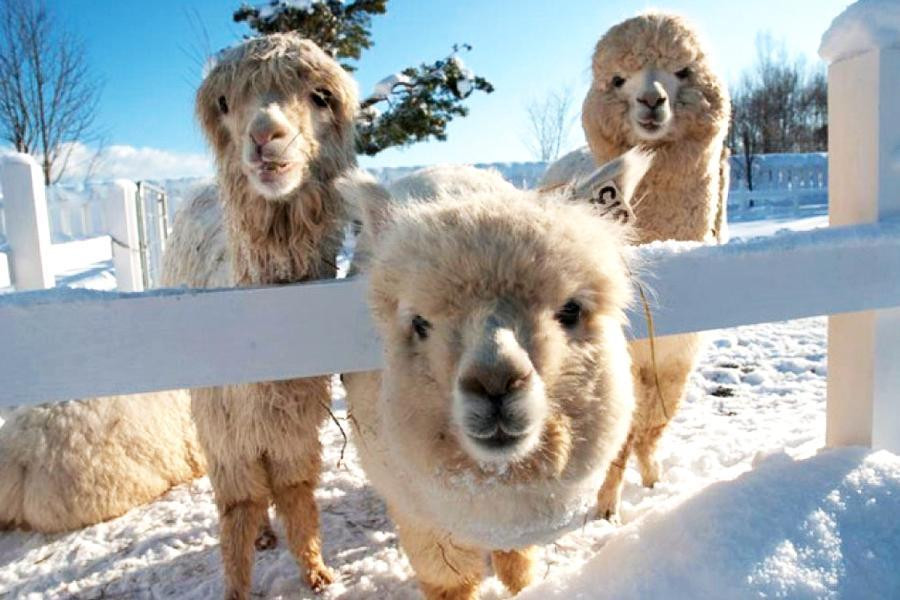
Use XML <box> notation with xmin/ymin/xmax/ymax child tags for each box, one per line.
<box><xmin>50</xmin><ymin>0</ymin><xmax>850</xmax><ymax>178</ymax></box>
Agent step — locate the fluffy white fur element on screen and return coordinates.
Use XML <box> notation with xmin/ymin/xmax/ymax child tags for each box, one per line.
<box><xmin>339</xmin><ymin>155</ymin><xmax>648</xmax><ymax>600</ymax></box>
<box><xmin>0</xmin><ymin>391</ymin><xmax>205</xmax><ymax>533</ymax></box>
<box><xmin>161</xmin><ymin>34</ymin><xmax>358</xmax><ymax>599</ymax></box>
<box><xmin>542</xmin><ymin>12</ymin><xmax>731</xmax><ymax>521</ymax></box>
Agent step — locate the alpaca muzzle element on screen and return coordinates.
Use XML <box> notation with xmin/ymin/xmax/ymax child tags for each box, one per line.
<box><xmin>453</xmin><ymin>325</ymin><xmax>548</xmax><ymax>463</ymax></box>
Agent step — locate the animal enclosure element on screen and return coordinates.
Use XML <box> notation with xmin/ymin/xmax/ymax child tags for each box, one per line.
<box><xmin>0</xmin><ymin>14</ymin><xmax>898</xmax><ymax>454</ymax></box>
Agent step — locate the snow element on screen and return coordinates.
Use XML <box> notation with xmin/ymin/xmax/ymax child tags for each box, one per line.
<box><xmin>520</xmin><ymin>448</ymin><xmax>900</xmax><ymax>600</ymax></box>
<box><xmin>258</xmin><ymin>0</ymin><xmax>327</xmax><ymax>20</ymax></box>
<box><xmin>0</xmin><ymin>153</ymin><xmax>38</xmax><ymax>168</ymax></box>
<box><xmin>0</xmin><ymin>236</ymin><xmax>115</xmax><ymax>295</ymax></box>
<box><xmin>367</xmin><ymin>73</ymin><xmax>412</xmax><ymax>102</ymax></box>
<box><xmin>4</xmin><ymin>315</ymin><xmax>875</xmax><ymax>599</ymax></box>
<box><xmin>0</xmin><ymin>179</ymin><xmax>896</xmax><ymax>598</ymax></box>
<box><xmin>449</xmin><ymin>56</ymin><xmax>476</xmax><ymax>97</ymax></box>
<box><xmin>819</xmin><ymin>0</ymin><xmax>900</xmax><ymax>63</ymax></box>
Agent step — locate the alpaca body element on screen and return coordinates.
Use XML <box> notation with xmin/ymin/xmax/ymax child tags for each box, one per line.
<box><xmin>162</xmin><ymin>34</ymin><xmax>358</xmax><ymax>599</ymax></box>
<box><xmin>340</xmin><ymin>158</ymin><xmax>646</xmax><ymax>599</ymax></box>
<box><xmin>555</xmin><ymin>12</ymin><xmax>731</xmax><ymax>520</ymax></box>
<box><xmin>0</xmin><ymin>390</ymin><xmax>205</xmax><ymax>533</ymax></box>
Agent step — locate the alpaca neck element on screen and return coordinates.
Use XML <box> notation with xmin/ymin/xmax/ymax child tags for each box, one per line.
<box><xmin>221</xmin><ymin>173</ymin><xmax>343</xmax><ymax>286</ymax></box>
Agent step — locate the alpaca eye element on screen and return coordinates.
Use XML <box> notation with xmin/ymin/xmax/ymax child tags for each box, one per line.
<box><xmin>555</xmin><ymin>300</ymin><xmax>582</xmax><ymax>329</ymax></box>
<box><xmin>217</xmin><ymin>96</ymin><xmax>229</xmax><ymax>115</ymax></box>
<box><xmin>675</xmin><ymin>67</ymin><xmax>691</xmax><ymax>79</ymax></box>
<box><xmin>412</xmin><ymin>315</ymin><xmax>432</xmax><ymax>340</ymax></box>
<box><xmin>310</xmin><ymin>88</ymin><xmax>332</xmax><ymax>109</ymax></box>
<box><xmin>611</xmin><ymin>75</ymin><xmax>626</xmax><ymax>88</ymax></box>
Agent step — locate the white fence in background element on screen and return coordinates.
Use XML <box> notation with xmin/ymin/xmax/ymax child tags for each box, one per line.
<box><xmin>0</xmin><ymin>160</ymin><xmax>170</xmax><ymax>291</ymax></box>
<box><xmin>728</xmin><ymin>153</ymin><xmax>828</xmax><ymax>213</ymax></box>
<box><xmin>0</xmin><ymin>5</ymin><xmax>898</xmax><ymax>453</ymax></box>
<box><xmin>0</xmin><ymin>185</ymin><xmax>107</xmax><ymax>244</ymax></box>
<box><xmin>729</xmin><ymin>153</ymin><xmax>828</xmax><ymax>192</ymax></box>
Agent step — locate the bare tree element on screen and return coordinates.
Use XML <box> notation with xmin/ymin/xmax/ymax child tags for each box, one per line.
<box><xmin>728</xmin><ymin>33</ymin><xmax>827</xmax><ymax>190</ymax></box>
<box><xmin>0</xmin><ymin>0</ymin><xmax>102</xmax><ymax>185</ymax></box>
<box><xmin>524</xmin><ymin>87</ymin><xmax>575</xmax><ymax>162</ymax></box>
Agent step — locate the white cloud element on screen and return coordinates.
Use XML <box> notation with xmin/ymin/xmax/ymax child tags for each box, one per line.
<box><xmin>54</xmin><ymin>142</ymin><xmax>213</xmax><ymax>183</ymax></box>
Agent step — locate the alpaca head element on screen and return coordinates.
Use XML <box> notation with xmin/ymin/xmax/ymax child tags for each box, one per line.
<box><xmin>340</xmin><ymin>152</ymin><xmax>648</xmax><ymax>473</ymax></box>
<box><xmin>197</xmin><ymin>34</ymin><xmax>358</xmax><ymax>201</ymax></box>
<box><xmin>583</xmin><ymin>12</ymin><xmax>729</xmax><ymax>147</ymax></box>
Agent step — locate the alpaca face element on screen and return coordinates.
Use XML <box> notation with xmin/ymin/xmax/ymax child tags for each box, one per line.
<box><xmin>196</xmin><ymin>35</ymin><xmax>358</xmax><ymax>201</ymax></box>
<box><xmin>616</xmin><ymin>67</ymin><xmax>682</xmax><ymax>141</ymax></box>
<box><xmin>584</xmin><ymin>13</ymin><xmax>729</xmax><ymax>148</ymax></box>
<box><xmin>363</xmin><ymin>196</ymin><xmax>635</xmax><ymax>473</ymax></box>
<box><xmin>234</xmin><ymin>89</ymin><xmax>335</xmax><ymax>199</ymax></box>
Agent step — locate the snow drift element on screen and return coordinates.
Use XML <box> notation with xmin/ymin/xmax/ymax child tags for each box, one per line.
<box><xmin>520</xmin><ymin>448</ymin><xmax>900</xmax><ymax>600</ymax></box>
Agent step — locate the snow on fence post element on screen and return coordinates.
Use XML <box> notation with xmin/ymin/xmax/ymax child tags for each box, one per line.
<box><xmin>0</xmin><ymin>153</ymin><xmax>54</xmax><ymax>290</ymax></box>
<box><xmin>104</xmin><ymin>179</ymin><xmax>144</xmax><ymax>292</ymax></box>
<box><xmin>820</xmin><ymin>1</ymin><xmax>900</xmax><ymax>452</ymax></box>
<box><xmin>0</xmin><ymin>249</ymin><xmax>9</xmax><ymax>288</ymax></box>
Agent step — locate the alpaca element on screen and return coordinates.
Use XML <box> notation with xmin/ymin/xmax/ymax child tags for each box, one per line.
<box><xmin>338</xmin><ymin>151</ymin><xmax>650</xmax><ymax>600</ymax></box>
<box><xmin>543</xmin><ymin>12</ymin><xmax>731</xmax><ymax>521</ymax></box>
<box><xmin>387</xmin><ymin>163</ymin><xmax>516</xmax><ymax>199</ymax></box>
<box><xmin>160</xmin><ymin>34</ymin><xmax>358</xmax><ymax>598</ymax></box>
<box><xmin>0</xmin><ymin>390</ymin><xmax>205</xmax><ymax>534</ymax></box>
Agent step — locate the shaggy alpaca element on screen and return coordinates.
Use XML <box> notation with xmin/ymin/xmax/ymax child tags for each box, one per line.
<box><xmin>0</xmin><ymin>391</ymin><xmax>205</xmax><ymax>534</ymax></box>
<box><xmin>338</xmin><ymin>153</ymin><xmax>649</xmax><ymax>600</ymax></box>
<box><xmin>160</xmin><ymin>34</ymin><xmax>357</xmax><ymax>599</ymax></box>
<box><xmin>544</xmin><ymin>12</ymin><xmax>731</xmax><ymax>521</ymax></box>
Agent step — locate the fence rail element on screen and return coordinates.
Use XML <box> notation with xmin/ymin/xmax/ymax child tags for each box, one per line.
<box><xmin>0</xmin><ymin>6</ymin><xmax>898</xmax><ymax>454</ymax></box>
<box><xmin>2</xmin><ymin>221</ymin><xmax>899</xmax><ymax>407</ymax></box>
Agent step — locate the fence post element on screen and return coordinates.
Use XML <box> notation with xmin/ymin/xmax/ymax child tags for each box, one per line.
<box><xmin>0</xmin><ymin>249</ymin><xmax>9</xmax><ymax>288</ymax></box>
<box><xmin>104</xmin><ymin>179</ymin><xmax>144</xmax><ymax>292</ymax></box>
<box><xmin>0</xmin><ymin>153</ymin><xmax>54</xmax><ymax>290</ymax></box>
<box><xmin>822</xmin><ymin>8</ymin><xmax>900</xmax><ymax>451</ymax></box>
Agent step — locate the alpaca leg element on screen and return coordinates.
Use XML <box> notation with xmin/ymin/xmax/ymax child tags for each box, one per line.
<box><xmin>219</xmin><ymin>498</ymin><xmax>269</xmax><ymax>600</ymax></box>
<box><xmin>629</xmin><ymin>333</ymin><xmax>702</xmax><ymax>489</ymax></box>
<box><xmin>269</xmin><ymin>452</ymin><xmax>333</xmax><ymax>592</ymax></box>
<box><xmin>633</xmin><ymin>356</ymin><xmax>695</xmax><ymax>488</ymax></box>
<box><xmin>596</xmin><ymin>431</ymin><xmax>633</xmax><ymax>523</ymax></box>
<box><xmin>491</xmin><ymin>546</ymin><xmax>537</xmax><ymax>595</ymax></box>
<box><xmin>393</xmin><ymin>514</ymin><xmax>484</xmax><ymax>600</ymax></box>
<box><xmin>634</xmin><ymin>423</ymin><xmax>667</xmax><ymax>488</ymax></box>
<box><xmin>254</xmin><ymin>507</ymin><xmax>278</xmax><ymax>551</ymax></box>
<box><xmin>208</xmin><ymin>457</ymin><xmax>271</xmax><ymax>600</ymax></box>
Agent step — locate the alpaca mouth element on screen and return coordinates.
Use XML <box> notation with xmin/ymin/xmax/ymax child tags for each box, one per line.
<box><xmin>257</xmin><ymin>160</ymin><xmax>291</xmax><ymax>174</ymax></box>
<box><xmin>637</xmin><ymin>120</ymin><xmax>662</xmax><ymax>132</ymax></box>
<box><xmin>252</xmin><ymin>160</ymin><xmax>298</xmax><ymax>186</ymax></box>
<box><xmin>468</xmin><ymin>427</ymin><xmax>528</xmax><ymax>450</ymax></box>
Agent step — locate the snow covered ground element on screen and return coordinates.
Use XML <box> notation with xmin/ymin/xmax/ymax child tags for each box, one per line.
<box><xmin>1</xmin><ymin>206</ymin><xmax>897</xmax><ymax>599</ymax></box>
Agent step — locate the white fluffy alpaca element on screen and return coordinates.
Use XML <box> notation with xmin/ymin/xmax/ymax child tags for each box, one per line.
<box><xmin>0</xmin><ymin>390</ymin><xmax>205</xmax><ymax>533</ymax></box>
<box><xmin>339</xmin><ymin>152</ymin><xmax>650</xmax><ymax>600</ymax></box>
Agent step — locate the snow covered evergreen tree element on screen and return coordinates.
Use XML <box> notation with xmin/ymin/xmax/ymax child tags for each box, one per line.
<box><xmin>234</xmin><ymin>1</ymin><xmax>494</xmax><ymax>155</ymax></box>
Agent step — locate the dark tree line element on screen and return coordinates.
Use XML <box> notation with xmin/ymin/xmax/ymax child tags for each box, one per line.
<box><xmin>728</xmin><ymin>34</ymin><xmax>827</xmax><ymax>190</ymax></box>
<box><xmin>235</xmin><ymin>0</ymin><xmax>494</xmax><ymax>156</ymax></box>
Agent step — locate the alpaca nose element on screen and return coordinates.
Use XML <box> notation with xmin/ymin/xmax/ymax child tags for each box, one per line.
<box><xmin>249</xmin><ymin>116</ymin><xmax>288</xmax><ymax>150</ymax></box>
<box><xmin>459</xmin><ymin>364</ymin><xmax>533</xmax><ymax>406</ymax></box>
<box><xmin>249</xmin><ymin>127</ymin><xmax>285</xmax><ymax>149</ymax></box>
<box><xmin>637</xmin><ymin>86</ymin><xmax>667</xmax><ymax>109</ymax></box>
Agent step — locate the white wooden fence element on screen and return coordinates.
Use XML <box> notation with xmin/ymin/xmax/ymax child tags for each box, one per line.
<box><xmin>0</xmin><ymin>162</ymin><xmax>172</xmax><ymax>292</ymax></box>
<box><xmin>0</xmin><ymin>3</ymin><xmax>898</xmax><ymax>453</ymax></box>
<box><xmin>728</xmin><ymin>153</ymin><xmax>828</xmax><ymax>212</ymax></box>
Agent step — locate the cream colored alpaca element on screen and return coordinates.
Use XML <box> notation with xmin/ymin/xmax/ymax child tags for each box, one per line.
<box><xmin>543</xmin><ymin>12</ymin><xmax>731</xmax><ymax>521</ymax></box>
<box><xmin>0</xmin><ymin>391</ymin><xmax>205</xmax><ymax>533</ymax></box>
<box><xmin>160</xmin><ymin>34</ymin><xmax>357</xmax><ymax>599</ymax></box>
<box><xmin>338</xmin><ymin>152</ymin><xmax>649</xmax><ymax>600</ymax></box>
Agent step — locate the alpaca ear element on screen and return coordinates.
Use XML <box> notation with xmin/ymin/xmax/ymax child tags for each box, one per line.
<box><xmin>335</xmin><ymin>169</ymin><xmax>395</xmax><ymax>242</ymax></box>
<box><xmin>570</xmin><ymin>147</ymin><xmax>653</xmax><ymax>224</ymax></box>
